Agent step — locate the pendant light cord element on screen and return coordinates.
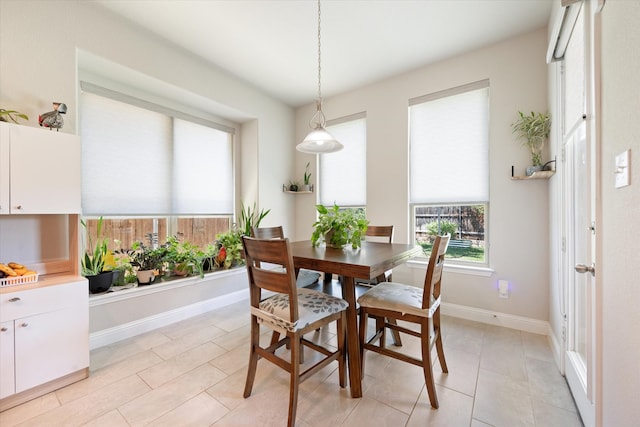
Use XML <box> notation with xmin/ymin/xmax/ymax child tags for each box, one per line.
<box><xmin>309</xmin><ymin>0</ymin><xmax>326</xmax><ymax>129</ymax></box>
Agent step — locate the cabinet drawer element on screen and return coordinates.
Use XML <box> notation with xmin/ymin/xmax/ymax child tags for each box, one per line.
<box><xmin>0</xmin><ymin>281</ymin><xmax>86</xmax><ymax>322</ymax></box>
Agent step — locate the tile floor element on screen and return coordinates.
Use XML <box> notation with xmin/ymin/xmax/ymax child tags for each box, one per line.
<box><xmin>0</xmin><ymin>297</ymin><xmax>583</xmax><ymax>427</ymax></box>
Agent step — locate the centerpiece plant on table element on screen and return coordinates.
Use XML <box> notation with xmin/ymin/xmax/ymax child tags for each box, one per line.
<box><xmin>311</xmin><ymin>204</ymin><xmax>369</xmax><ymax>249</ymax></box>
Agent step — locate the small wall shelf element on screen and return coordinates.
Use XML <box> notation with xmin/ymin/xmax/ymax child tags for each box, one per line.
<box><xmin>511</xmin><ymin>170</ymin><xmax>555</xmax><ymax>180</ymax></box>
<box><xmin>283</xmin><ymin>184</ymin><xmax>314</xmax><ymax>194</ymax></box>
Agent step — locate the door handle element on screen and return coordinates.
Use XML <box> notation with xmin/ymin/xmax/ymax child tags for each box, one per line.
<box><xmin>575</xmin><ymin>263</ymin><xmax>595</xmax><ymax>276</ymax></box>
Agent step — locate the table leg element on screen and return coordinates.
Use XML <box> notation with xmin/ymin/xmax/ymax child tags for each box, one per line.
<box><xmin>342</xmin><ymin>275</ymin><xmax>362</xmax><ymax>398</ymax></box>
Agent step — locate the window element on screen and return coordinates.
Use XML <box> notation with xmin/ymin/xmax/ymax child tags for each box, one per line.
<box><xmin>319</xmin><ymin>113</ymin><xmax>366</xmax><ymax>208</ymax></box>
<box><xmin>79</xmin><ymin>83</ymin><xmax>235</xmax><ymax>251</ymax></box>
<box><xmin>409</xmin><ymin>80</ymin><xmax>489</xmax><ymax>264</ymax></box>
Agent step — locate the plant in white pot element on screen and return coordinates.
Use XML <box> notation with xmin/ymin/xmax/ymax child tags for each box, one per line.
<box><xmin>301</xmin><ymin>162</ymin><xmax>312</xmax><ymax>191</ymax></box>
<box><xmin>311</xmin><ymin>204</ymin><xmax>369</xmax><ymax>249</ymax></box>
<box><xmin>511</xmin><ymin>111</ymin><xmax>551</xmax><ymax>176</ymax></box>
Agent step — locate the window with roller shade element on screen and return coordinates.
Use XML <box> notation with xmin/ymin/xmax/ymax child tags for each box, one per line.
<box><xmin>79</xmin><ymin>84</ymin><xmax>235</xmax><ymax>251</ymax></box>
<box><xmin>409</xmin><ymin>80</ymin><xmax>489</xmax><ymax>264</ymax></box>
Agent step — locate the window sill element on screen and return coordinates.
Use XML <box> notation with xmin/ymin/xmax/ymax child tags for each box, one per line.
<box><xmin>88</xmin><ymin>267</ymin><xmax>246</xmax><ymax>307</ymax></box>
<box><xmin>406</xmin><ymin>259</ymin><xmax>494</xmax><ymax>277</ymax></box>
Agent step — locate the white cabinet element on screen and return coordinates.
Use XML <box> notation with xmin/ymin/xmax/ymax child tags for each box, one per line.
<box><xmin>0</xmin><ymin>321</ymin><xmax>15</xmax><ymax>399</ymax></box>
<box><xmin>0</xmin><ymin>279</ymin><xmax>89</xmax><ymax>407</ymax></box>
<box><xmin>0</xmin><ymin>122</ymin><xmax>81</xmax><ymax>214</ymax></box>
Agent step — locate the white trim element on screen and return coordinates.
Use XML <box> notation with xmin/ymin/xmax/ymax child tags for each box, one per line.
<box><xmin>407</xmin><ymin>259</ymin><xmax>494</xmax><ymax>277</ymax></box>
<box><xmin>89</xmin><ymin>288</ymin><xmax>248</xmax><ymax>350</ymax></box>
<box><xmin>442</xmin><ymin>302</ymin><xmax>549</xmax><ymax>335</ymax></box>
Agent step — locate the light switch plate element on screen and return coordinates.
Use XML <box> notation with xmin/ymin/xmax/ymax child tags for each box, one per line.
<box><xmin>615</xmin><ymin>149</ymin><xmax>631</xmax><ymax>189</ymax></box>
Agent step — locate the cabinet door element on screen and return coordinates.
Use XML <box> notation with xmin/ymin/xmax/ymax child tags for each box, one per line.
<box><xmin>0</xmin><ymin>124</ymin><xmax>9</xmax><ymax>214</ymax></box>
<box><xmin>9</xmin><ymin>124</ymin><xmax>81</xmax><ymax>214</ymax></box>
<box><xmin>14</xmin><ymin>306</ymin><xmax>89</xmax><ymax>393</ymax></box>
<box><xmin>0</xmin><ymin>320</ymin><xmax>15</xmax><ymax>399</ymax></box>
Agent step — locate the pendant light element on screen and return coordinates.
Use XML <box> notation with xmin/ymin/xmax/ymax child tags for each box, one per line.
<box><xmin>296</xmin><ymin>0</ymin><xmax>343</xmax><ymax>154</ymax></box>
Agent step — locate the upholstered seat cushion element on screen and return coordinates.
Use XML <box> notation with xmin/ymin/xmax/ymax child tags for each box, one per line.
<box><xmin>357</xmin><ymin>282</ymin><xmax>439</xmax><ymax>318</ymax></box>
<box><xmin>253</xmin><ymin>288</ymin><xmax>348</xmax><ymax>333</ymax></box>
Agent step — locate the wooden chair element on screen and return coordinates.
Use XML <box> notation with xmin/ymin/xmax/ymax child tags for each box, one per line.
<box><xmin>242</xmin><ymin>236</ymin><xmax>348</xmax><ymax>427</ymax></box>
<box><xmin>357</xmin><ymin>234</ymin><xmax>450</xmax><ymax>409</ymax></box>
<box><xmin>251</xmin><ymin>226</ymin><xmax>321</xmax><ymax>287</ymax></box>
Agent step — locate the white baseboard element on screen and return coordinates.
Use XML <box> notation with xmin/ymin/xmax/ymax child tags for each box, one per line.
<box><xmin>89</xmin><ymin>288</ymin><xmax>249</xmax><ymax>349</ymax></box>
<box><xmin>441</xmin><ymin>302</ymin><xmax>550</xmax><ymax>335</ymax></box>
<box><xmin>547</xmin><ymin>325</ymin><xmax>565</xmax><ymax>373</ymax></box>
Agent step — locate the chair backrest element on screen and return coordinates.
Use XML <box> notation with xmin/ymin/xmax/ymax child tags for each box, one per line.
<box><xmin>365</xmin><ymin>225</ymin><xmax>394</xmax><ymax>243</ymax></box>
<box><xmin>242</xmin><ymin>235</ymin><xmax>299</xmax><ymax>321</ymax></box>
<box><xmin>422</xmin><ymin>234</ymin><xmax>450</xmax><ymax>309</ymax></box>
<box><xmin>251</xmin><ymin>226</ymin><xmax>285</xmax><ymax>239</ymax></box>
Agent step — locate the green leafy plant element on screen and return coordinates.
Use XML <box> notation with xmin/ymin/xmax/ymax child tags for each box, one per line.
<box><xmin>239</xmin><ymin>202</ymin><xmax>270</xmax><ymax>236</ymax></box>
<box><xmin>128</xmin><ymin>240</ymin><xmax>166</xmax><ymax>272</ymax></box>
<box><xmin>0</xmin><ymin>109</ymin><xmax>29</xmax><ymax>124</ymax></box>
<box><xmin>311</xmin><ymin>204</ymin><xmax>369</xmax><ymax>249</ymax></box>
<box><xmin>303</xmin><ymin>162</ymin><xmax>312</xmax><ymax>186</ymax></box>
<box><xmin>81</xmin><ymin>216</ymin><xmax>109</xmax><ymax>276</ymax></box>
<box><xmin>164</xmin><ymin>235</ymin><xmax>200</xmax><ymax>277</ymax></box>
<box><xmin>511</xmin><ymin>111</ymin><xmax>551</xmax><ymax>166</ymax></box>
<box><xmin>213</xmin><ymin>228</ymin><xmax>244</xmax><ymax>269</ymax></box>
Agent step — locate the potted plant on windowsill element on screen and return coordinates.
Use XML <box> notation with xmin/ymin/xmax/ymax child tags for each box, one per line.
<box><xmin>311</xmin><ymin>204</ymin><xmax>369</xmax><ymax>249</ymax></box>
<box><xmin>128</xmin><ymin>240</ymin><xmax>165</xmax><ymax>285</ymax></box>
<box><xmin>511</xmin><ymin>111</ymin><xmax>551</xmax><ymax>176</ymax></box>
<box><xmin>81</xmin><ymin>216</ymin><xmax>113</xmax><ymax>294</ymax></box>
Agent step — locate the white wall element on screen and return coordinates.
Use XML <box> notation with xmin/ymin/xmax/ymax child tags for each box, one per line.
<box><xmin>0</xmin><ymin>0</ymin><xmax>295</xmax><ymax>233</ymax></box>
<box><xmin>600</xmin><ymin>1</ymin><xmax>640</xmax><ymax>425</ymax></box>
<box><xmin>294</xmin><ymin>29</ymin><xmax>551</xmax><ymax>322</ymax></box>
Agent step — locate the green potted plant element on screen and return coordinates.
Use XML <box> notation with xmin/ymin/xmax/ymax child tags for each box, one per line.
<box><xmin>164</xmin><ymin>235</ymin><xmax>198</xmax><ymax>277</ymax></box>
<box><xmin>511</xmin><ymin>111</ymin><xmax>551</xmax><ymax>176</ymax></box>
<box><xmin>128</xmin><ymin>240</ymin><xmax>166</xmax><ymax>285</ymax></box>
<box><xmin>288</xmin><ymin>180</ymin><xmax>299</xmax><ymax>192</ymax></box>
<box><xmin>311</xmin><ymin>204</ymin><xmax>369</xmax><ymax>249</ymax></box>
<box><xmin>239</xmin><ymin>202</ymin><xmax>270</xmax><ymax>236</ymax></box>
<box><xmin>301</xmin><ymin>162</ymin><xmax>312</xmax><ymax>191</ymax></box>
<box><xmin>81</xmin><ymin>216</ymin><xmax>113</xmax><ymax>294</ymax></box>
<box><xmin>213</xmin><ymin>228</ymin><xmax>244</xmax><ymax>269</ymax></box>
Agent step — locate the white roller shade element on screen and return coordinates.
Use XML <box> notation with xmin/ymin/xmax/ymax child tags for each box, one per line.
<box><xmin>409</xmin><ymin>81</ymin><xmax>489</xmax><ymax>204</ymax></box>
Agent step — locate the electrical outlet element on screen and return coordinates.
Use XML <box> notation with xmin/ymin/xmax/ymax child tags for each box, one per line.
<box><xmin>498</xmin><ymin>280</ymin><xmax>509</xmax><ymax>298</ymax></box>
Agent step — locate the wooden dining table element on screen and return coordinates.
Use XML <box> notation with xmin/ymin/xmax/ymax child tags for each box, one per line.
<box><xmin>290</xmin><ymin>240</ymin><xmax>422</xmax><ymax>398</ymax></box>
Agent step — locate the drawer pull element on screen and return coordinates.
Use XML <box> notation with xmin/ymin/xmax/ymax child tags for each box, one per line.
<box><xmin>8</xmin><ymin>297</ymin><xmax>22</xmax><ymax>303</ymax></box>
<box><xmin>0</xmin><ymin>327</ymin><xmax>7</xmax><ymax>332</ymax></box>
<box><xmin>20</xmin><ymin>323</ymin><xmax>28</xmax><ymax>328</ymax></box>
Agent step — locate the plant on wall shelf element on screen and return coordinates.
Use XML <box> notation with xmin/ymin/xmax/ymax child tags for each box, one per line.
<box><xmin>511</xmin><ymin>111</ymin><xmax>551</xmax><ymax>170</ymax></box>
<box><xmin>0</xmin><ymin>109</ymin><xmax>29</xmax><ymax>124</ymax></box>
<box><xmin>302</xmin><ymin>162</ymin><xmax>312</xmax><ymax>190</ymax></box>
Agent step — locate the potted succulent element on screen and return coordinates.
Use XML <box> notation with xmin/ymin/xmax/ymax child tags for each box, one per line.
<box><xmin>300</xmin><ymin>162</ymin><xmax>312</xmax><ymax>191</ymax></box>
<box><xmin>288</xmin><ymin>180</ymin><xmax>299</xmax><ymax>192</ymax></box>
<box><xmin>81</xmin><ymin>216</ymin><xmax>113</xmax><ymax>294</ymax></box>
<box><xmin>511</xmin><ymin>111</ymin><xmax>551</xmax><ymax>176</ymax></box>
<box><xmin>311</xmin><ymin>204</ymin><xmax>369</xmax><ymax>249</ymax></box>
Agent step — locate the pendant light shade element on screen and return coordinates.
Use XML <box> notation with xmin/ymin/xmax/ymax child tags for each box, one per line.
<box><xmin>296</xmin><ymin>0</ymin><xmax>343</xmax><ymax>154</ymax></box>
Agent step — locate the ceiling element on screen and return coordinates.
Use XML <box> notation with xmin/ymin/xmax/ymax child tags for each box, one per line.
<box><xmin>96</xmin><ymin>0</ymin><xmax>553</xmax><ymax>108</ymax></box>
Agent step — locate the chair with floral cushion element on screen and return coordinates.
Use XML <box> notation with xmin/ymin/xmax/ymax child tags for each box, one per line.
<box><xmin>357</xmin><ymin>234</ymin><xmax>450</xmax><ymax>409</ymax></box>
<box><xmin>241</xmin><ymin>235</ymin><xmax>348</xmax><ymax>427</ymax></box>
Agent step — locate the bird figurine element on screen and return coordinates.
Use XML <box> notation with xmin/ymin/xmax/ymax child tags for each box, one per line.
<box><xmin>38</xmin><ymin>102</ymin><xmax>67</xmax><ymax>131</ymax></box>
